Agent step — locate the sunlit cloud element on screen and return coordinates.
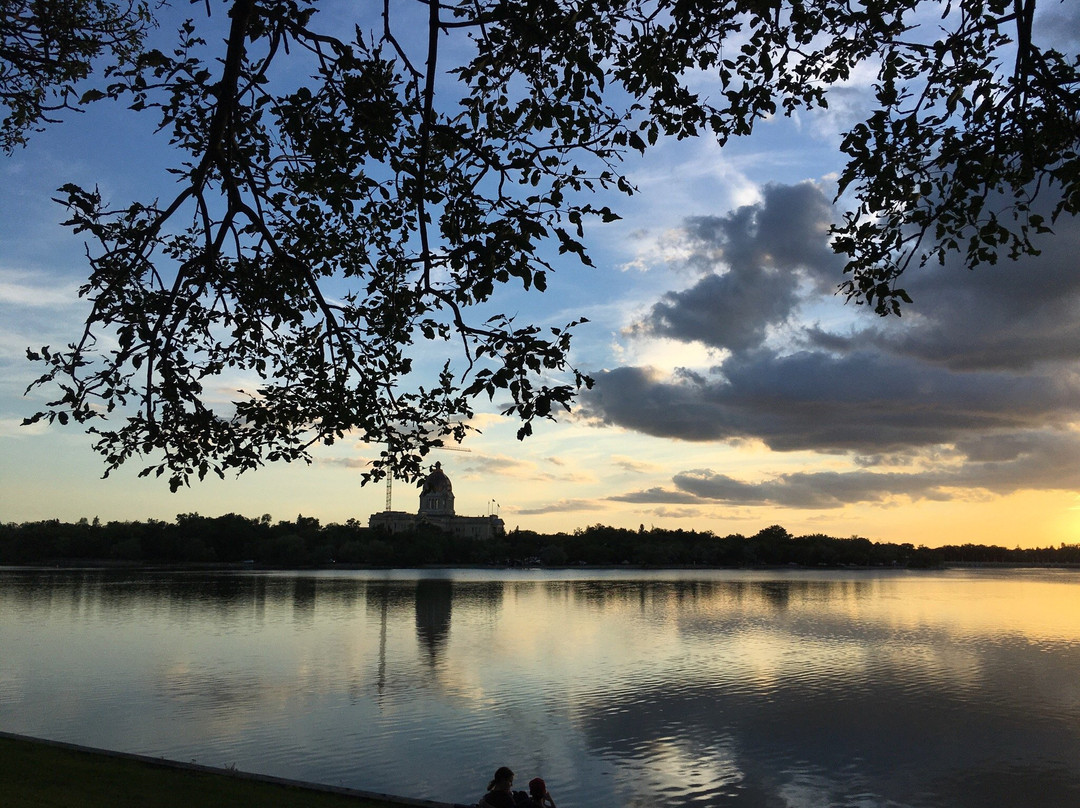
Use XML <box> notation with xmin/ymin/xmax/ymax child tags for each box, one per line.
<box><xmin>464</xmin><ymin>412</ymin><xmax>507</xmax><ymax>431</ymax></box>
<box><xmin>798</xmin><ymin>59</ymin><xmax>882</xmax><ymax>147</ymax></box>
<box><xmin>317</xmin><ymin>456</ymin><xmax>374</xmax><ymax>470</ymax></box>
<box><xmin>609</xmin><ymin>455</ymin><xmax>663</xmax><ymax>474</ymax></box>
<box><xmin>0</xmin><ymin>416</ymin><xmax>48</xmax><ymax>438</ymax></box>
<box><xmin>458</xmin><ymin>452</ymin><xmax>595</xmax><ymax>485</ymax></box>
<box><xmin>0</xmin><ymin>268</ymin><xmax>82</xmax><ymax>307</ymax></box>
<box><xmin>633</xmin><ymin>505</ymin><xmax>721</xmax><ymax>522</ymax></box>
<box><xmin>609</xmin><ymin>336</ymin><xmax>721</xmax><ymax>373</ymax></box>
<box><xmin>617</xmin><ymin>226</ymin><xmax>705</xmax><ymax>274</ymax></box>
<box><xmin>511</xmin><ymin>498</ymin><xmax>607</xmax><ymax>516</ymax></box>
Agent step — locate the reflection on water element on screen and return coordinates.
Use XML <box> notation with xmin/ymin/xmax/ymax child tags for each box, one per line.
<box><xmin>2</xmin><ymin>568</ymin><xmax>1079</xmax><ymax>807</ymax></box>
<box><xmin>415</xmin><ymin>579</ymin><xmax>453</xmax><ymax>666</ymax></box>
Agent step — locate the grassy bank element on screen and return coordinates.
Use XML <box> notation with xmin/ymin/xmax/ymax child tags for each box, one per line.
<box><xmin>0</xmin><ymin>733</ymin><xmax>463</xmax><ymax>808</ymax></box>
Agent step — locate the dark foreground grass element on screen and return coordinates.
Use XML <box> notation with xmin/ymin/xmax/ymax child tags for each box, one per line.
<box><xmin>0</xmin><ymin>733</ymin><xmax>461</xmax><ymax>808</ymax></box>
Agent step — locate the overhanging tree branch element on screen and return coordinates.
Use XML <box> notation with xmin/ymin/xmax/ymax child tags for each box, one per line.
<box><xmin>8</xmin><ymin>0</ymin><xmax>1079</xmax><ymax>485</ymax></box>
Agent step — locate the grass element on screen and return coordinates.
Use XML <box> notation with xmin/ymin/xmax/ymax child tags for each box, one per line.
<box><xmin>0</xmin><ymin>734</ymin><xmax>455</xmax><ymax>808</ymax></box>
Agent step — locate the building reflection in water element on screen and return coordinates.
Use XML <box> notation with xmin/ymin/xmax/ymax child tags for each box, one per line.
<box><xmin>3</xmin><ymin>569</ymin><xmax>1080</xmax><ymax>808</ymax></box>
<box><xmin>414</xmin><ymin>579</ymin><xmax>453</xmax><ymax>667</ymax></box>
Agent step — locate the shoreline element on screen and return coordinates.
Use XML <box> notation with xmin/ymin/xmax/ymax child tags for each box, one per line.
<box><xmin>2</xmin><ymin>561</ymin><xmax>1079</xmax><ymax>571</ymax></box>
<box><xmin>0</xmin><ymin>731</ymin><xmax>470</xmax><ymax>808</ymax></box>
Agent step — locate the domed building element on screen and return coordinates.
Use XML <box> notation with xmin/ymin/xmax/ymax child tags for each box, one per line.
<box><xmin>419</xmin><ymin>462</ymin><xmax>455</xmax><ymax>517</ymax></box>
<box><xmin>369</xmin><ymin>462</ymin><xmax>505</xmax><ymax>539</ymax></box>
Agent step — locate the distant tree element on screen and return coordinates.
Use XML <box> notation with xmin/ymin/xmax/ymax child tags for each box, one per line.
<box><xmin>11</xmin><ymin>0</ymin><xmax>1079</xmax><ymax>489</ymax></box>
<box><xmin>539</xmin><ymin>544</ymin><xmax>568</xmax><ymax>566</ymax></box>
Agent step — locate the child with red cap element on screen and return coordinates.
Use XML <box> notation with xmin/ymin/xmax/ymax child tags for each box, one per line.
<box><xmin>526</xmin><ymin>777</ymin><xmax>556</xmax><ymax>808</ymax></box>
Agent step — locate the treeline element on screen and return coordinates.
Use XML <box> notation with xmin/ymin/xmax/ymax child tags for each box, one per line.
<box><xmin>2</xmin><ymin>515</ymin><xmax>1079</xmax><ymax>568</ymax></box>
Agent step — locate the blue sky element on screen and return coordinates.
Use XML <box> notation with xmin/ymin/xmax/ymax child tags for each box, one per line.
<box><xmin>2</xmin><ymin>1</ymin><xmax>1079</xmax><ymax>547</ymax></box>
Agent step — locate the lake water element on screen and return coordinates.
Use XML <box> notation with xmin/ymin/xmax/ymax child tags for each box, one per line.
<box><xmin>1</xmin><ymin>567</ymin><xmax>1079</xmax><ymax>807</ymax></box>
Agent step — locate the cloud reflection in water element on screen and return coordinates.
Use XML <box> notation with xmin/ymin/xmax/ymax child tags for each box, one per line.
<box><xmin>1</xmin><ymin>569</ymin><xmax>1078</xmax><ymax>807</ymax></box>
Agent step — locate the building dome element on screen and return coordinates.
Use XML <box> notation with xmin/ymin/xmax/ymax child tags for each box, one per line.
<box><xmin>420</xmin><ymin>462</ymin><xmax>453</xmax><ymax>496</ymax></box>
<box><xmin>418</xmin><ymin>462</ymin><xmax>455</xmax><ymax>516</ymax></box>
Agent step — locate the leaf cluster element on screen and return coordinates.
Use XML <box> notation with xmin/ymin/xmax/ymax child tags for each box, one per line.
<box><xmin>834</xmin><ymin>0</ymin><xmax>1080</xmax><ymax>313</ymax></box>
<box><xmin>0</xmin><ymin>0</ymin><xmax>153</xmax><ymax>151</ymax></box>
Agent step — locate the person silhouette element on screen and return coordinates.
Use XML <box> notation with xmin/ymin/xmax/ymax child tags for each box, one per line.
<box><xmin>525</xmin><ymin>777</ymin><xmax>556</xmax><ymax>808</ymax></box>
<box><xmin>479</xmin><ymin>766</ymin><xmax>517</xmax><ymax>808</ymax></box>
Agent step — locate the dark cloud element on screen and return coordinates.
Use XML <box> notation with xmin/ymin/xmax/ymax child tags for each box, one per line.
<box><xmin>584</xmin><ymin>354</ymin><xmax>1078</xmax><ymax>452</ymax></box>
<box><xmin>608</xmin><ymin>487</ymin><xmax>703</xmax><ymax>504</ymax></box>
<box><xmin>635</xmin><ymin>182</ymin><xmax>843</xmax><ymax>353</ymax></box>
<box><xmin>948</xmin><ymin>430</ymin><xmax>1080</xmax><ymax>492</ymax></box>
<box><xmin>608</xmin><ymin>429</ymin><xmax>1080</xmax><ymax>508</ymax></box>
<box><xmin>615</xmin><ymin>469</ymin><xmax>946</xmax><ymax>510</ymax></box>
<box><xmin>809</xmin><ymin>215</ymin><xmax>1080</xmax><ymax>371</ymax></box>
<box><xmin>682</xmin><ymin>183</ymin><xmax>841</xmax><ymax>284</ymax></box>
<box><xmin>1034</xmin><ymin>1</ymin><xmax>1080</xmax><ymax>52</ymax></box>
<box><xmin>584</xmin><ymin>182</ymin><xmax>1080</xmax><ymax>506</ymax></box>
<box><xmin>642</xmin><ymin>270</ymin><xmax>798</xmax><ymax>353</ymax></box>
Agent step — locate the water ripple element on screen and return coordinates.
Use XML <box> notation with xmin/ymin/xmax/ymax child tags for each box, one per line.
<box><xmin>4</xmin><ymin>568</ymin><xmax>1080</xmax><ymax>807</ymax></box>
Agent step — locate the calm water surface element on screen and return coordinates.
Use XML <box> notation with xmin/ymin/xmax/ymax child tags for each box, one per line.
<box><xmin>2</xmin><ymin>567</ymin><xmax>1079</xmax><ymax>807</ymax></box>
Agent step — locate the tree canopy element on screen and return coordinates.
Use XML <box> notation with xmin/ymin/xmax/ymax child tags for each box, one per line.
<box><xmin>6</xmin><ymin>0</ymin><xmax>1079</xmax><ymax>491</ymax></box>
<box><xmin>0</xmin><ymin>0</ymin><xmax>152</xmax><ymax>151</ymax></box>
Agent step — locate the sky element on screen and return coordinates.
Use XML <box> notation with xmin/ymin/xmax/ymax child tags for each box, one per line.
<box><xmin>2</xmin><ymin>1</ymin><xmax>1079</xmax><ymax>548</ymax></box>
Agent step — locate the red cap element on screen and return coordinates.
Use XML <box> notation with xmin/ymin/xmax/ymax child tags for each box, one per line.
<box><xmin>529</xmin><ymin>778</ymin><xmax>546</xmax><ymax>797</ymax></box>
